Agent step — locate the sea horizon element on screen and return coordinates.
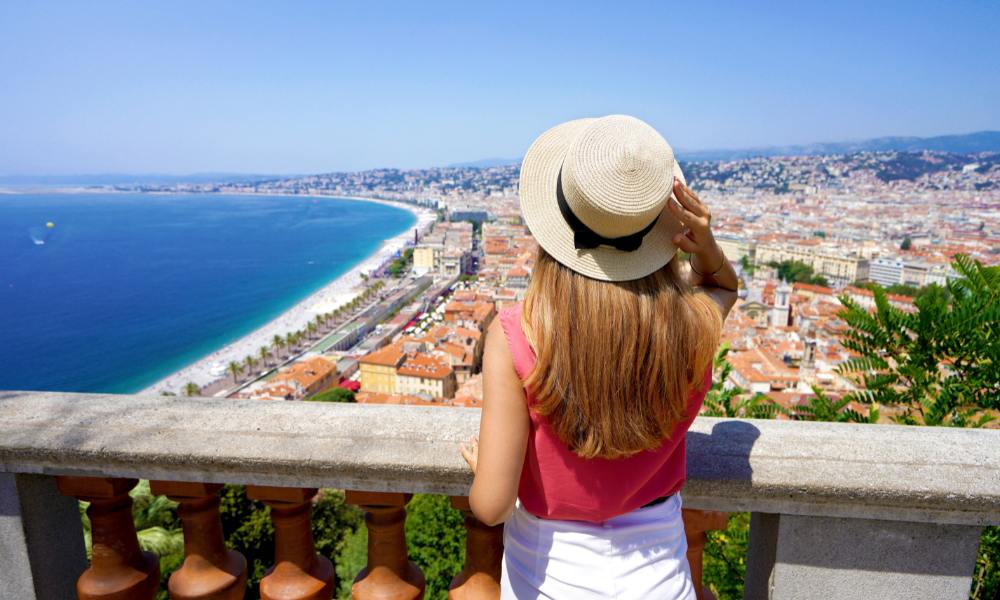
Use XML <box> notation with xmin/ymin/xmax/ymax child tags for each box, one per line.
<box><xmin>0</xmin><ymin>191</ymin><xmax>418</xmax><ymax>394</ymax></box>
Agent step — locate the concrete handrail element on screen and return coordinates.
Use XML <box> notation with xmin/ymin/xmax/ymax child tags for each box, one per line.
<box><xmin>1</xmin><ymin>390</ymin><xmax>998</xmax><ymax>525</ymax></box>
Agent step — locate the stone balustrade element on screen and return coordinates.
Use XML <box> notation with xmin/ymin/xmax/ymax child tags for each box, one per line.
<box><xmin>1</xmin><ymin>390</ymin><xmax>999</xmax><ymax>599</ymax></box>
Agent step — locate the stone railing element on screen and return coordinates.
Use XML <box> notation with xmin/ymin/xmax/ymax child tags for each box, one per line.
<box><xmin>1</xmin><ymin>391</ymin><xmax>998</xmax><ymax>599</ymax></box>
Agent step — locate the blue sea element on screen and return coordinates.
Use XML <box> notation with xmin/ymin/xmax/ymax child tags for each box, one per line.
<box><xmin>0</xmin><ymin>193</ymin><xmax>415</xmax><ymax>393</ymax></box>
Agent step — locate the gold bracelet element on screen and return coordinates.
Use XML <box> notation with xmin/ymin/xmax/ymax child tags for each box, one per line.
<box><xmin>688</xmin><ymin>252</ymin><xmax>726</xmax><ymax>277</ymax></box>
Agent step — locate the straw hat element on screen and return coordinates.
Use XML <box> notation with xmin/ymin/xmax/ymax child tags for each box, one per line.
<box><xmin>519</xmin><ymin>115</ymin><xmax>686</xmax><ymax>282</ymax></box>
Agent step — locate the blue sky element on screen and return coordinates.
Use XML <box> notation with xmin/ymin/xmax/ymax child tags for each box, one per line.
<box><xmin>1</xmin><ymin>1</ymin><xmax>997</xmax><ymax>174</ymax></box>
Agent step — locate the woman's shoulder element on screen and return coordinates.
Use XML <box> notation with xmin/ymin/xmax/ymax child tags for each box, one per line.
<box><xmin>492</xmin><ymin>302</ymin><xmax>534</xmax><ymax>380</ymax></box>
<box><xmin>497</xmin><ymin>301</ymin><xmax>523</xmax><ymax>325</ymax></box>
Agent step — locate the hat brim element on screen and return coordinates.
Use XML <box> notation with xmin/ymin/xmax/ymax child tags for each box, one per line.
<box><xmin>519</xmin><ymin>118</ymin><xmax>686</xmax><ymax>282</ymax></box>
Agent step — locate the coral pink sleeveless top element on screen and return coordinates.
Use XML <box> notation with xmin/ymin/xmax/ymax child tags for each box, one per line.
<box><xmin>499</xmin><ymin>302</ymin><xmax>711</xmax><ymax>523</ymax></box>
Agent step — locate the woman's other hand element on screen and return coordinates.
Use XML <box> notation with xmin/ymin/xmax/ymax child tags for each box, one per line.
<box><xmin>460</xmin><ymin>435</ymin><xmax>479</xmax><ymax>474</ymax></box>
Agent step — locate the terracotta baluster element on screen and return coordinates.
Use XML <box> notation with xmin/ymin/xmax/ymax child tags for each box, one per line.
<box><xmin>682</xmin><ymin>508</ymin><xmax>729</xmax><ymax>600</ymax></box>
<box><xmin>447</xmin><ymin>496</ymin><xmax>502</xmax><ymax>600</ymax></box>
<box><xmin>56</xmin><ymin>476</ymin><xmax>160</xmax><ymax>600</ymax></box>
<box><xmin>149</xmin><ymin>481</ymin><xmax>247</xmax><ymax>600</ymax></box>
<box><xmin>245</xmin><ymin>486</ymin><xmax>334</xmax><ymax>600</ymax></box>
<box><xmin>345</xmin><ymin>491</ymin><xmax>424</xmax><ymax>600</ymax></box>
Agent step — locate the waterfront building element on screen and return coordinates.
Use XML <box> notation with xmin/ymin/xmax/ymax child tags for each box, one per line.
<box><xmin>358</xmin><ymin>343</ymin><xmax>403</xmax><ymax>395</ymax></box>
<box><xmin>271</xmin><ymin>356</ymin><xmax>339</xmax><ymax>399</ymax></box>
<box><xmin>413</xmin><ymin>244</ymin><xmax>442</xmax><ymax>275</ymax></box>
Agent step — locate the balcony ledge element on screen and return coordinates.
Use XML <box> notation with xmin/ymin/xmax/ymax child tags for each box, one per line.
<box><xmin>2</xmin><ymin>390</ymin><xmax>998</xmax><ymax>526</ymax></box>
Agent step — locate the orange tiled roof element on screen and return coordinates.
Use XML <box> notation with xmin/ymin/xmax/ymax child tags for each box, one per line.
<box><xmin>397</xmin><ymin>353</ymin><xmax>453</xmax><ymax>379</ymax></box>
<box><xmin>792</xmin><ymin>282</ymin><xmax>835</xmax><ymax>295</ymax></box>
<box><xmin>359</xmin><ymin>342</ymin><xmax>405</xmax><ymax>367</ymax></box>
<box><xmin>272</xmin><ymin>356</ymin><xmax>337</xmax><ymax>390</ymax></box>
<box><xmin>452</xmin><ymin>326</ymin><xmax>481</xmax><ymax>341</ymax></box>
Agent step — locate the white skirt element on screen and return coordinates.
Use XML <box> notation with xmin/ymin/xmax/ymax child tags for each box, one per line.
<box><xmin>500</xmin><ymin>494</ymin><xmax>696</xmax><ymax>600</ymax></box>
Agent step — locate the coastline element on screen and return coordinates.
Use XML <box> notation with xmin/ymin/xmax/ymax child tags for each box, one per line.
<box><xmin>137</xmin><ymin>192</ymin><xmax>436</xmax><ymax>396</ymax></box>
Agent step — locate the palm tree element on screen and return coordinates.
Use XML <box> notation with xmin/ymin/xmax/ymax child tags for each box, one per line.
<box><xmin>259</xmin><ymin>345</ymin><xmax>270</xmax><ymax>366</ymax></box>
<box><xmin>285</xmin><ymin>332</ymin><xmax>296</xmax><ymax>354</ymax></box>
<box><xmin>244</xmin><ymin>355</ymin><xmax>257</xmax><ymax>375</ymax></box>
<box><xmin>307</xmin><ymin>322</ymin><xmax>317</xmax><ymax>339</ymax></box>
<box><xmin>796</xmin><ymin>386</ymin><xmax>878</xmax><ymax>423</ymax></box>
<box><xmin>272</xmin><ymin>334</ymin><xmax>284</xmax><ymax>358</ymax></box>
<box><xmin>227</xmin><ymin>361</ymin><xmax>241</xmax><ymax>384</ymax></box>
<box><xmin>183</xmin><ymin>382</ymin><xmax>200</xmax><ymax>397</ymax></box>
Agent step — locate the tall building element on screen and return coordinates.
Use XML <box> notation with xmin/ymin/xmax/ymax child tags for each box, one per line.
<box><xmin>869</xmin><ymin>257</ymin><xmax>904</xmax><ymax>287</ymax></box>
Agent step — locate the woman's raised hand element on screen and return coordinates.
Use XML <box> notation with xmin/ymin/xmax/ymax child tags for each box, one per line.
<box><xmin>668</xmin><ymin>179</ymin><xmax>739</xmax><ymax>297</ymax></box>
<box><xmin>667</xmin><ymin>179</ymin><xmax>720</xmax><ymax>259</ymax></box>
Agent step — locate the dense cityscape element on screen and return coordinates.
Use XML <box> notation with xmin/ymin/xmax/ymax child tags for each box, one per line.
<box><xmin>112</xmin><ymin>149</ymin><xmax>999</xmax><ymax>423</ymax></box>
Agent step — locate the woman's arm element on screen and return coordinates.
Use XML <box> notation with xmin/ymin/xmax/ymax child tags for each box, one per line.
<box><xmin>667</xmin><ymin>179</ymin><xmax>739</xmax><ymax>320</ymax></box>
<box><xmin>460</xmin><ymin>318</ymin><xmax>530</xmax><ymax>526</ymax></box>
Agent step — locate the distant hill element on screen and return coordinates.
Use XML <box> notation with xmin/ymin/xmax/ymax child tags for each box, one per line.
<box><xmin>678</xmin><ymin>131</ymin><xmax>1000</xmax><ymax>162</ymax></box>
<box><xmin>451</xmin><ymin>131</ymin><xmax>1000</xmax><ymax>169</ymax></box>
<box><xmin>446</xmin><ymin>157</ymin><xmax>521</xmax><ymax>168</ymax></box>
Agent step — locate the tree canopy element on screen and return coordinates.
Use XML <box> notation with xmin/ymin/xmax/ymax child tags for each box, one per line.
<box><xmin>309</xmin><ymin>387</ymin><xmax>356</xmax><ymax>403</ymax></box>
<box><xmin>766</xmin><ymin>259</ymin><xmax>830</xmax><ymax>287</ymax></box>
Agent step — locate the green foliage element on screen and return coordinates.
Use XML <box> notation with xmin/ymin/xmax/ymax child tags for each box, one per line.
<box><xmin>738</xmin><ymin>255</ymin><xmax>755</xmax><ymax>276</ymax></box>
<box><xmin>702</xmin><ymin>512</ymin><xmax>750</xmax><ymax>600</ymax></box>
<box><xmin>766</xmin><ymin>260</ymin><xmax>829</xmax><ymax>287</ymax></box>
<box><xmin>335</xmin><ymin>526</ymin><xmax>369</xmax><ymax>599</ymax></box>
<box><xmin>814</xmin><ymin>230</ymin><xmax>826</xmax><ymax>238</ymax></box>
<box><xmin>405</xmin><ymin>494</ymin><xmax>466</xmax><ymax>600</ymax></box>
<box><xmin>334</xmin><ymin>494</ymin><xmax>466</xmax><ymax>600</ymax></box>
<box><xmin>309</xmin><ymin>387</ymin><xmax>356</xmax><ymax>403</ymax></box>
<box><xmin>388</xmin><ymin>248</ymin><xmax>414</xmax><ymax>278</ymax></box>
<box><xmin>901</xmin><ymin>236</ymin><xmax>912</xmax><ymax>250</ymax></box>
<box><xmin>852</xmin><ymin>280</ymin><xmax>946</xmax><ymax>300</ymax></box>
<box><xmin>836</xmin><ymin>255</ymin><xmax>999</xmax><ymax>426</ymax></box>
<box><xmin>793</xmin><ymin>386</ymin><xmax>879</xmax><ymax>423</ymax></box>
<box><xmin>703</xmin><ymin>344</ymin><xmax>788</xmax><ymax>420</ymax></box>
<box><xmin>218</xmin><ymin>485</ymin><xmax>363</xmax><ymax>599</ymax></box>
<box><xmin>886</xmin><ymin>283</ymin><xmax>920</xmax><ymax>297</ymax></box>
<box><xmin>972</xmin><ymin>526</ymin><xmax>1000</xmax><ymax>600</ymax></box>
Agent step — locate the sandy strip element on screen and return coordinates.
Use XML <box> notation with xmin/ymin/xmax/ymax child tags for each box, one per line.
<box><xmin>139</xmin><ymin>194</ymin><xmax>436</xmax><ymax>396</ymax></box>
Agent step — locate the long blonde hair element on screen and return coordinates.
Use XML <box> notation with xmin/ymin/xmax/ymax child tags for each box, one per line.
<box><xmin>521</xmin><ymin>247</ymin><xmax>721</xmax><ymax>459</ymax></box>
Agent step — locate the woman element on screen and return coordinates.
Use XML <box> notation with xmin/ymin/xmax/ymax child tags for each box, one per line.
<box><xmin>461</xmin><ymin>115</ymin><xmax>738</xmax><ymax>599</ymax></box>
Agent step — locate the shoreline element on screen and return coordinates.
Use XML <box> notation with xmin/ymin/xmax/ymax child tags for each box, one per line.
<box><xmin>133</xmin><ymin>191</ymin><xmax>437</xmax><ymax>396</ymax></box>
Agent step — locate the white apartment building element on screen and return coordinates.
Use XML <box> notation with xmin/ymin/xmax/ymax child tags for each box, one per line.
<box><xmin>869</xmin><ymin>257</ymin><xmax>904</xmax><ymax>287</ymax></box>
